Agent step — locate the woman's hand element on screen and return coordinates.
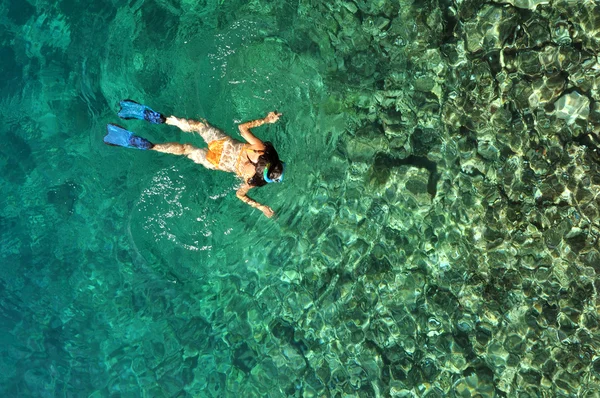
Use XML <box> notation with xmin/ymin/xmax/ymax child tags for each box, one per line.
<box><xmin>264</xmin><ymin>111</ymin><xmax>282</xmax><ymax>124</ymax></box>
<box><xmin>260</xmin><ymin>205</ymin><xmax>275</xmax><ymax>218</ymax></box>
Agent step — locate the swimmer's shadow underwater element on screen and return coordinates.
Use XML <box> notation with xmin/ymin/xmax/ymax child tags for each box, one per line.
<box><xmin>104</xmin><ymin>100</ymin><xmax>285</xmax><ymax>218</ymax></box>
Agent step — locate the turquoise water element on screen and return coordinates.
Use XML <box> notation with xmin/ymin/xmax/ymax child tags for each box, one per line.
<box><xmin>2</xmin><ymin>0</ymin><xmax>600</xmax><ymax>396</ymax></box>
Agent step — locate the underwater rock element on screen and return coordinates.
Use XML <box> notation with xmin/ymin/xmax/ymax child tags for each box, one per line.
<box><xmin>47</xmin><ymin>181</ymin><xmax>79</xmax><ymax>217</ymax></box>
<box><xmin>22</xmin><ymin>13</ymin><xmax>71</xmax><ymax>59</ymax></box>
<box><xmin>354</xmin><ymin>0</ymin><xmax>395</xmax><ymax>17</ymax></box>
<box><xmin>522</xmin><ymin>15</ymin><xmax>552</xmax><ymax>47</ymax></box>
<box><xmin>362</xmin><ymin>16</ymin><xmax>390</xmax><ymax>37</ymax></box>
<box><xmin>0</xmin><ymin>46</ymin><xmax>21</xmax><ymax>92</ymax></box>
<box><xmin>403</xmin><ymin>167</ymin><xmax>432</xmax><ymax>205</ymax></box>
<box><xmin>2</xmin><ymin>131</ymin><xmax>36</xmax><ymax>184</ymax></box>
<box><xmin>463</xmin><ymin>5</ymin><xmax>520</xmax><ymax>53</ymax></box>
<box><xmin>551</xmin><ymin>20</ymin><xmax>572</xmax><ymax>46</ymax></box>
<box><xmin>7</xmin><ymin>0</ymin><xmax>35</xmax><ymax>25</ymax></box>
<box><xmin>528</xmin><ymin>73</ymin><xmax>567</xmax><ymax>109</ymax></box>
<box><xmin>568</xmin><ymin>2</ymin><xmax>600</xmax><ymax>52</ymax></box>
<box><xmin>451</xmin><ymin>367</ymin><xmax>495</xmax><ymax>396</ymax></box>
<box><xmin>501</xmin><ymin>0</ymin><xmax>549</xmax><ymax>10</ymax></box>
<box><xmin>477</xmin><ymin>139</ymin><xmax>500</xmax><ymax>161</ymax></box>
<box><xmin>553</xmin><ymin>91</ymin><xmax>590</xmax><ymax>125</ymax></box>
<box><xmin>410</xmin><ymin>128</ymin><xmax>440</xmax><ymax>157</ymax></box>
<box><xmin>346</xmin><ymin>135</ymin><xmax>388</xmax><ymax>163</ymax></box>
<box><xmin>516</xmin><ymin>50</ymin><xmax>543</xmax><ymax>76</ymax></box>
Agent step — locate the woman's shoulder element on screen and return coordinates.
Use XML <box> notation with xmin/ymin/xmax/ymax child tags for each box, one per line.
<box><xmin>247</xmin><ymin>142</ymin><xmax>266</xmax><ymax>152</ymax></box>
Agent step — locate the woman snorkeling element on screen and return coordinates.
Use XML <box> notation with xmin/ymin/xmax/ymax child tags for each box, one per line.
<box><xmin>104</xmin><ymin>100</ymin><xmax>284</xmax><ymax>218</ymax></box>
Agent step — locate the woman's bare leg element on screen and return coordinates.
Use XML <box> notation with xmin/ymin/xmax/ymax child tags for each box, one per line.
<box><xmin>165</xmin><ymin>116</ymin><xmax>207</xmax><ymax>133</ymax></box>
<box><xmin>165</xmin><ymin>116</ymin><xmax>227</xmax><ymax>144</ymax></box>
<box><xmin>152</xmin><ymin>142</ymin><xmax>216</xmax><ymax>170</ymax></box>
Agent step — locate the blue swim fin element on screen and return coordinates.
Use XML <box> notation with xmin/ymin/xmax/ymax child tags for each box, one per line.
<box><xmin>104</xmin><ymin>124</ymin><xmax>154</xmax><ymax>150</ymax></box>
<box><xmin>118</xmin><ymin>99</ymin><xmax>165</xmax><ymax>124</ymax></box>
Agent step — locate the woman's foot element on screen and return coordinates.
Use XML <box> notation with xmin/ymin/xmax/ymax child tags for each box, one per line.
<box><xmin>166</xmin><ymin>116</ymin><xmax>190</xmax><ymax>131</ymax></box>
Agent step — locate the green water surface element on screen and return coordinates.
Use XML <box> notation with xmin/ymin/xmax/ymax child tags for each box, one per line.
<box><xmin>2</xmin><ymin>0</ymin><xmax>600</xmax><ymax>397</ymax></box>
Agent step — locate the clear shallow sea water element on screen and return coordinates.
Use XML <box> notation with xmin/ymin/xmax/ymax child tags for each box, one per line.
<box><xmin>2</xmin><ymin>0</ymin><xmax>600</xmax><ymax>397</ymax></box>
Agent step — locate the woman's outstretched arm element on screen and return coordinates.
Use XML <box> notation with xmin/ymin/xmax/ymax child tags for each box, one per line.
<box><xmin>236</xmin><ymin>184</ymin><xmax>274</xmax><ymax>217</ymax></box>
<box><xmin>238</xmin><ymin>112</ymin><xmax>282</xmax><ymax>146</ymax></box>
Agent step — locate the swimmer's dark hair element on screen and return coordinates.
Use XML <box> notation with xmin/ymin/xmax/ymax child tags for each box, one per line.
<box><xmin>248</xmin><ymin>142</ymin><xmax>284</xmax><ymax>187</ymax></box>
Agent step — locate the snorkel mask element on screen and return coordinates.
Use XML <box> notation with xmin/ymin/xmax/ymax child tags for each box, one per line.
<box><xmin>263</xmin><ymin>162</ymin><xmax>285</xmax><ymax>183</ymax></box>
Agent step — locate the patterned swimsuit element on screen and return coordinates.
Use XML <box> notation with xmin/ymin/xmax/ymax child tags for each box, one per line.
<box><xmin>206</xmin><ymin>138</ymin><xmax>249</xmax><ymax>175</ymax></box>
<box><xmin>185</xmin><ymin>122</ymin><xmax>255</xmax><ymax>177</ymax></box>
